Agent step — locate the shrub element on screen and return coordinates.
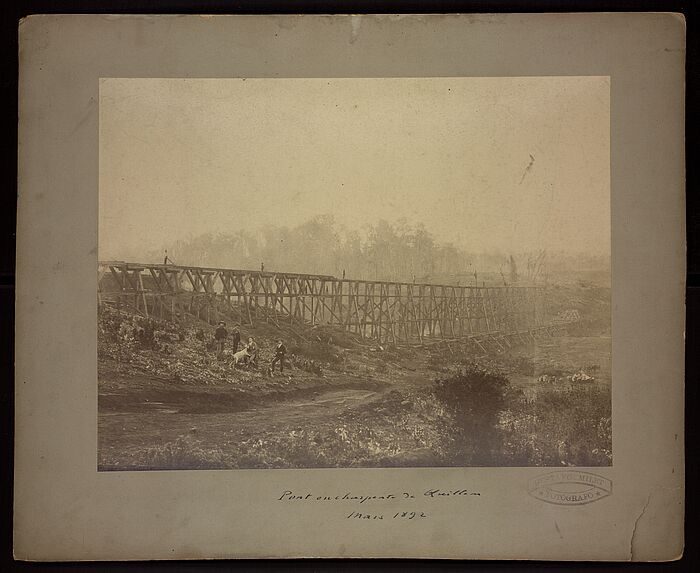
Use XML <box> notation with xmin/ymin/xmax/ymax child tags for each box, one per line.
<box><xmin>433</xmin><ymin>365</ymin><xmax>509</xmax><ymax>465</ymax></box>
<box><xmin>498</xmin><ymin>384</ymin><xmax>611</xmax><ymax>466</ymax></box>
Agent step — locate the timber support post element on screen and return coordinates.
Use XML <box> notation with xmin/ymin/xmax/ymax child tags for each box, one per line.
<box><xmin>98</xmin><ymin>261</ymin><xmax>551</xmax><ymax>346</ymax></box>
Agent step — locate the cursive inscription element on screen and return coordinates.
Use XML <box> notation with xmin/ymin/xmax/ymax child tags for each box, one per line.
<box><xmin>278</xmin><ymin>489</ymin><xmax>480</xmax><ymax>502</ymax></box>
<box><xmin>346</xmin><ymin>511</ymin><xmax>429</xmax><ymax>520</ymax></box>
<box><xmin>424</xmin><ymin>488</ymin><xmax>481</xmax><ymax>498</ymax></box>
<box><xmin>279</xmin><ymin>490</ymin><xmax>397</xmax><ymax>503</ymax></box>
<box><xmin>277</xmin><ymin>488</ymin><xmax>481</xmax><ymax>522</ymax></box>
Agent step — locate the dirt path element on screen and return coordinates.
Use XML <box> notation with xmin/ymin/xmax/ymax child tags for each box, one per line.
<box><xmin>98</xmin><ymin>335</ymin><xmax>612</xmax><ymax>469</ymax></box>
<box><xmin>99</xmin><ymin>383</ymin><xmax>385</xmax><ymax>459</ymax></box>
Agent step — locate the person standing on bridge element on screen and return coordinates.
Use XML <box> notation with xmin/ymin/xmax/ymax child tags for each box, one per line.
<box><xmin>271</xmin><ymin>339</ymin><xmax>287</xmax><ymax>373</ymax></box>
<box><xmin>214</xmin><ymin>321</ymin><xmax>228</xmax><ymax>359</ymax></box>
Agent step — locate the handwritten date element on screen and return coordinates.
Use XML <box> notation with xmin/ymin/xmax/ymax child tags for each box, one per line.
<box><xmin>346</xmin><ymin>511</ymin><xmax>428</xmax><ymax>520</ymax></box>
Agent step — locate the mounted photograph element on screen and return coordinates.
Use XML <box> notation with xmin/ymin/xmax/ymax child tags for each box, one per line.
<box><xmin>97</xmin><ymin>76</ymin><xmax>611</xmax><ymax>471</ymax></box>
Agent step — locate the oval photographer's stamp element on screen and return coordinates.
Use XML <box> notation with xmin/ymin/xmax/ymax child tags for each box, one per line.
<box><xmin>528</xmin><ymin>471</ymin><xmax>612</xmax><ymax>506</ymax></box>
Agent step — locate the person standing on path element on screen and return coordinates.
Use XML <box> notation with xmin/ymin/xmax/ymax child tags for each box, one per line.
<box><xmin>231</xmin><ymin>325</ymin><xmax>241</xmax><ymax>353</ymax></box>
<box><xmin>214</xmin><ymin>321</ymin><xmax>228</xmax><ymax>359</ymax></box>
<box><xmin>246</xmin><ymin>336</ymin><xmax>258</xmax><ymax>366</ymax></box>
<box><xmin>271</xmin><ymin>339</ymin><xmax>287</xmax><ymax>373</ymax></box>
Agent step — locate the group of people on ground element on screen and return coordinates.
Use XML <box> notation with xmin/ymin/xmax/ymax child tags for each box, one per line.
<box><xmin>213</xmin><ymin>321</ymin><xmax>287</xmax><ymax>372</ymax></box>
<box><xmin>214</xmin><ymin>321</ymin><xmax>240</xmax><ymax>356</ymax></box>
<box><xmin>100</xmin><ymin>308</ymin><xmax>182</xmax><ymax>351</ymax></box>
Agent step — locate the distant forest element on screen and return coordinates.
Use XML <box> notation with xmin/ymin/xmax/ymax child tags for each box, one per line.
<box><xmin>147</xmin><ymin>216</ymin><xmax>609</xmax><ymax>286</ymax></box>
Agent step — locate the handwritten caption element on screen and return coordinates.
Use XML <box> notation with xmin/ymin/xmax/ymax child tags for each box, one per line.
<box><xmin>277</xmin><ymin>489</ymin><xmax>481</xmax><ymax>521</ymax></box>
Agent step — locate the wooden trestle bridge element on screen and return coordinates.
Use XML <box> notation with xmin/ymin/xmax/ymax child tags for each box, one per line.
<box><xmin>98</xmin><ymin>261</ymin><xmax>555</xmax><ymax>346</ymax></box>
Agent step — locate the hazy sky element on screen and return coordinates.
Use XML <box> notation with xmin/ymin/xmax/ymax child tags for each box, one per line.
<box><xmin>99</xmin><ymin>77</ymin><xmax>610</xmax><ymax>260</ymax></box>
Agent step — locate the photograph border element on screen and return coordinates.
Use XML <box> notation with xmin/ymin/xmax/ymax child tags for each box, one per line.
<box><xmin>14</xmin><ymin>13</ymin><xmax>684</xmax><ymax>561</ymax></box>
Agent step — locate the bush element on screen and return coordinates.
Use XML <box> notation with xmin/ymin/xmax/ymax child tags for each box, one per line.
<box><xmin>433</xmin><ymin>365</ymin><xmax>509</xmax><ymax>465</ymax></box>
<box><xmin>431</xmin><ymin>365</ymin><xmax>611</xmax><ymax>467</ymax></box>
<box><xmin>498</xmin><ymin>384</ymin><xmax>611</xmax><ymax>466</ymax></box>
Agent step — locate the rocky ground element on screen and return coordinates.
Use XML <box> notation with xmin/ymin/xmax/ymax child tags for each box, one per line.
<box><xmin>98</xmin><ymin>286</ymin><xmax>612</xmax><ymax>470</ymax></box>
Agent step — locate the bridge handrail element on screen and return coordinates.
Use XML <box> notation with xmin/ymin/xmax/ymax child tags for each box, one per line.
<box><xmin>98</xmin><ymin>260</ymin><xmax>546</xmax><ymax>291</ymax></box>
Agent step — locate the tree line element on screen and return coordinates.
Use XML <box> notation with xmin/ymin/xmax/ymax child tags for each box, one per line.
<box><xmin>148</xmin><ymin>215</ymin><xmax>608</xmax><ymax>286</ymax></box>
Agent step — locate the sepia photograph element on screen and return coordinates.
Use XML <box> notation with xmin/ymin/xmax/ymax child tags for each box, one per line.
<box><xmin>16</xmin><ymin>13</ymin><xmax>685</xmax><ymax>561</ymax></box>
<box><xmin>97</xmin><ymin>76</ymin><xmax>611</xmax><ymax>471</ymax></box>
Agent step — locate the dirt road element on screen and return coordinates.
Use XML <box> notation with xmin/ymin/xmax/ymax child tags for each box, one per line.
<box><xmin>98</xmin><ymin>335</ymin><xmax>612</xmax><ymax>470</ymax></box>
<box><xmin>99</xmin><ymin>380</ymin><xmax>387</xmax><ymax>465</ymax></box>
